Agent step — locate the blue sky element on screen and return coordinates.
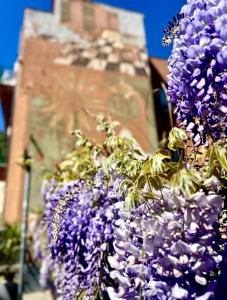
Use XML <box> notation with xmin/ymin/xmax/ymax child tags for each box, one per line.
<box><xmin>0</xmin><ymin>0</ymin><xmax>186</xmax><ymax>70</ymax></box>
<box><xmin>97</xmin><ymin>0</ymin><xmax>186</xmax><ymax>58</ymax></box>
<box><xmin>0</xmin><ymin>1</ymin><xmax>52</xmax><ymax>70</ymax></box>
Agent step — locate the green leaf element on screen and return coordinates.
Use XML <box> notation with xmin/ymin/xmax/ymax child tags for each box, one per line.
<box><xmin>168</xmin><ymin>127</ymin><xmax>187</xmax><ymax>151</ymax></box>
<box><xmin>149</xmin><ymin>155</ymin><xmax>167</xmax><ymax>175</ymax></box>
<box><xmin>119</xmin><ymin>179</ymin><xmax>132</xmax><ymax>191</ymax></box>
<box><xmin>166</xmin><ymin>162</ymin><xmax>179</xmax><ymax>173</ymax></box>
<box><xmin>148</xmin><ymin>175</ymin><xmax>162</xmax><ymax>190</ymax></box>
<box><xmin>143</xmin><ymin>191</ymin><xmax>156</xmax><ymax>200</ymax></box>
<box><xmin>142</xmin><ymin>160</ymin><xmax>151</xmax><ymax>174</ymax></box>
<box><xmin>125</xmin><ymin>190</ymin><xmax>140</xmax><ymax>210</ymax></box>
<box><xmin>137</xmin><ymin>174</ymin><xmax>146</xmax><ymax>189</ymax></box>
<box><xmin>214</xmin><ymin>145</ymin><xmax>227</xmax><ymax>170</ymax></box>
<box><xmin>170</xmin><ymin>168</ymin><xmax>202</xmax><ymax>197</ymax></box>
<box><xmin>156</xmin><ymin>149</ymin><xmax>171</xmax><ymax>159</ymax></box>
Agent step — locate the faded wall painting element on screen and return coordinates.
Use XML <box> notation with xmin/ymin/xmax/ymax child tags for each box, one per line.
<box><xmin>6</xmin><ymin>0</ymin><xmax>158</xmax><ymax>215</ymax></box>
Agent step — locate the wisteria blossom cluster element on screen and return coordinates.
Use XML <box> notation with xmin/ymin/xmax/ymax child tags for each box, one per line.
<box><xmin>42</xmin><ymin>172</ymin><xmax>124</xmax><ymax>299</ymax></box>
<box><xmin>107</xmin><ymin>187</ymin><xmax>225</xmax><ymax>300</ymax></box>
<box><xmin>168</xmin><ymin>0</ymin><xmax>227</xmax><ymax>145</ymax></box>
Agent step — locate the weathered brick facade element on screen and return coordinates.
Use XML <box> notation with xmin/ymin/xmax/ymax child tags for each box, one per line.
<box><xmin>4</xmin><ymin>0</ymin><xmax>158</xmax><ymax>223</ymax></box>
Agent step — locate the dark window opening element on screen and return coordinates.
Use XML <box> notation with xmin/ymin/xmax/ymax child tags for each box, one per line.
<box><xmin>149</xmin><ymin>61</ymin><xmax>174</xmax><ymax>143</ymax></box>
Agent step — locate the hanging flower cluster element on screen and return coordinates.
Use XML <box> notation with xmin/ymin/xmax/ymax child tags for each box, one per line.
<box><xmin>44</xmin><ymin>173</ymin><xmax>124</xmax><ymax>299</ymax></box>
<box><xmin>107</xmin><ymin>188</ymin><xmax>225</xmax><ymax>300</ymax></box>
<box><xmin>168</xmin><ymin>0</ymin><xmax>227</xmax><ymax>145</ymax></box>
<box><xmin>33</xmin><ymin>114</ymin><xmax>145</xmax><ymax>299</ymax></box>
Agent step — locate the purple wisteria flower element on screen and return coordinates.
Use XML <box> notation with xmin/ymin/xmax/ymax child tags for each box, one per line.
<box><xmin>43</xmin><ymin>172</ymin><xmax>124</xmax><ymax>299</ymax></box>
<box><xmin>168</xmin><ymin>0</ymin><xmax>227</xmax><ymax>145</ymax></box>
<box><xmin>108</xmin><ymin>187</ymin><xmax>226</xmax><ymax>299</ymax></box>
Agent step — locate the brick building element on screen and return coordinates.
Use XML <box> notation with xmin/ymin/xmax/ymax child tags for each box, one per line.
<box><xmin>4</xmin><ymin>0</ymin><xmax>160</xmax><ymax>223</ymax></box>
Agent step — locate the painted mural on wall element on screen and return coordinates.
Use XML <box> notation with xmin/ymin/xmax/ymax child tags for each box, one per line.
<box><xmin>54</xmin><ymin>34</ymin><xmax>149</xmax><ymax>76</ymax></box>
<box><xmin>20</xmin><ymin>0</ymin><xmax>158</xmax><ymax>211</ymax></box>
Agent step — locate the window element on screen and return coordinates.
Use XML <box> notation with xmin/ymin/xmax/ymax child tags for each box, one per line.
<box><xmin>83</xmin><ymin>3</ymin><xmax>95</xmax><ymax>32</ymax></box>
<box><xmin>61</xmin><ymin>0</ymin><xmax>70</xmax><ymax>23</ymax></box>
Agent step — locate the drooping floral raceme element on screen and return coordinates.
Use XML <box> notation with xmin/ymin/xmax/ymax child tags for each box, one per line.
<box><xmin>108</xmin><ymin>186</ymin><xmax>226</xmax><ymax>300</ymax></box>
<box><xmin>168</xmin><ymin>0</ymin><xmax>227</xmax><ymax>145</ymax></box>
<box><xmin>44</xmin><ymin>172</ymin><xmax>124</xmax><ymax>299</ymax></box>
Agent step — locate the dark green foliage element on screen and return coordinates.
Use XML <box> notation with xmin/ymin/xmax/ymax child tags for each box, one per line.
<box><xmin>0</xmin><ymin>224</ymin><xmax>20</xmax><ymax>265</ymax></box>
